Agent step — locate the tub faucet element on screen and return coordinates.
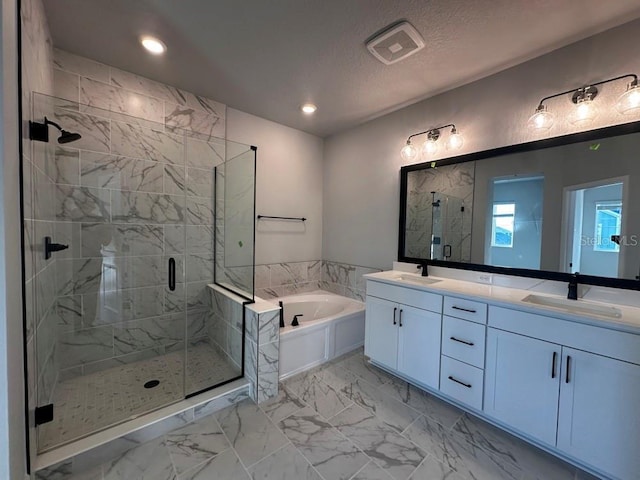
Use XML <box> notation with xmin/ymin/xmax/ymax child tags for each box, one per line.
<box><xmin>292</xmin><ymin>314</ymin><xmax>303</xmax><ymax>327</ymax></box>
<box><xmin>278</xmin><ymin>301</ymin><xmax>284</xmax><ymax>328</ymax></box>
<box><xmin>567</xmin><ymin>272</ymin><xmax>579</xmax><ymax>301</ymax></box>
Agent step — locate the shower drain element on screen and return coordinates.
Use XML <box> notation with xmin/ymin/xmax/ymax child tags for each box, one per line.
<box><xmin>144</xmin><ymin>380</ymin><xmax>160</xmax><ymax>389</ymax></box>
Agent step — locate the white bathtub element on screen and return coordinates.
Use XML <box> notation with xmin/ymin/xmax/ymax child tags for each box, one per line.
<box><xmin>275</xmin><ymin>291</ymin><xmax>365</xmax><ymax>379</ymax></box>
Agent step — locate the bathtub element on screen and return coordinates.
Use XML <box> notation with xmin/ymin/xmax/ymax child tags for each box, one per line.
<box><xmin>275</xmin><ymin>291</ymin><xmax>365</xmax><ymax>379</ymax></box>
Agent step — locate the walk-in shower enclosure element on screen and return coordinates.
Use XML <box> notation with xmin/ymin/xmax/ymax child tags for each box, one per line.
<box><xmin>23</xmin><ymin>93</ymin><xmax>255</xmax><ymax>453</ymax></box>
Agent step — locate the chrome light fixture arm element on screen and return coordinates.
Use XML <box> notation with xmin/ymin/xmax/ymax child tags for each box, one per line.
<box><xmin>405</xmin><ymin>123</ymin><xmax>456</xmax><ymax>143</ymax></box>
<box><xmin>536</xmin><ymin>74</ymin><xmax>638</xmax><ymax>108</ymax></box>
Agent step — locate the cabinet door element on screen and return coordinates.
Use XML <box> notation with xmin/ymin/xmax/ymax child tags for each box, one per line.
<box><xmin>397</xmin><ymin>305</ymin><xmax>442</xmax><ymax>389</ymax></box>
<box><xmin>484</xmin><ymin>329</ymin><xmax>560</xmax><ymax>446</ymax></box>
<box><xmin>558</xmin><ymin>348</ymin><xmax>640</xmax><ymax>480</ymax></box>
<box><xmin>365</xmin><ymin>296</ymin><xmax>398</xmax><ymax>370</ymax></box>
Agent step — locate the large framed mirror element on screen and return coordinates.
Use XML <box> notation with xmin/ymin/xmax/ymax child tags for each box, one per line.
<box><xmin>399</xmin><ymin>121</ymin><xmax>640</xmax><ymax>290</ymax></box>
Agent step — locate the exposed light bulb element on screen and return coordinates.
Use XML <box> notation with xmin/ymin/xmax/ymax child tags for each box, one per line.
<box><xmin>527</xmin><ymin>105</ymin><xmax>554</xmax><ymax>131</ymax></box>
<box><xmin>422</xmin><ymin>138</ymin><xmax>438</xmax><ymax>156</ymax></box>
<box><xmin>569</xmin><ymin>96</ymin><xmax>598</xmax><ymax>126</ymax></box>
<box><xmin>400</xmin><ymin>142</ymin><xmax>418</xmax><ymax>161</ymax></box>
<box><xmin>616</xmin><ymin>82</ymin><xmax>640</xmax><ymax>115</ymax></box>
<box><xmin>446</xmin><ymin>129</ymin><xmax>464</xmax><ymax>151</ymax></box>
<box><xmin>141</xmin><ymin>36</ymin><xmax>166</xmax><ymax>55</ymax></box>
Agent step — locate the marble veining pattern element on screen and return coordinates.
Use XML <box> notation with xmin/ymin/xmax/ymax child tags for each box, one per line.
<box><xmin>37</xmin><ymin>349</ymin><xmax>593</xmax><ymax>480</ymax></box>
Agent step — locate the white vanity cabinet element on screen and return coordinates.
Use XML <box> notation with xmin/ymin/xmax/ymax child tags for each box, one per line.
<box><xmin>484</xmin><ymin>329</ymin><xmax>561</xmax><ymax>446</ymax></box>
<box><xmin>486</xmin><ymin>305</ymin><xmax>640</xmax><ymax>480</ymax></box>
<box><xmin>365</xmin><ymin>281</ymin><xmax>442</xmax><ymax>389</ymax></box>
<box><xmin>557</xmin><ymin>348</ymin><xmax>640</xmax><ymax>480</ymax></box>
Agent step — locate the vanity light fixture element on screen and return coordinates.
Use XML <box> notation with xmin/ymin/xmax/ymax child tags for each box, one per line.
<box><xmin>528</xmin><ymin>73</ymin><xmax>638</xmax><ymax>131</ymax></box>
<box><xmin>401</xmin><ymin>124</ymin><xmax>463</xmax><ymax>161</ymax></box>
<box><xmin>141</xmin><ymin>36</ymin><xmax>166</xmax><ymax>55</ymax></box>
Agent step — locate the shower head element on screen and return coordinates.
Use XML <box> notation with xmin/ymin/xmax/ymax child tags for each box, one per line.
<box><xmin>44</xmin><ymin>117</ymin><xmax>82</xmax><ymax>144</ymax></box>
<box><xmin>58</xmin><ymin>130</ymin><xmax>82</xmax><ymax>144</ymax></box>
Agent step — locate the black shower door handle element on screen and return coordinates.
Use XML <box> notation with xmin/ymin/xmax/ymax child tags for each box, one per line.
<box><xmin>168</xmin><ymin>258</ymin><xmax>176</xmax><ymax>291</ymax></box>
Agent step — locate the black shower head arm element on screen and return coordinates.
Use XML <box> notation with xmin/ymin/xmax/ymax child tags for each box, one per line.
<box><xmin>44</xmin><ymin>117</ymin><xmax>64</xmax><ymax>132</ymax></box>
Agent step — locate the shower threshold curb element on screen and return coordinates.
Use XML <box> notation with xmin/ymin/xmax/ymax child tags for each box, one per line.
<box><xmin>34</xmin><ymin>378</ymin><xmax>250</xmax><ymax>474</ymax></box>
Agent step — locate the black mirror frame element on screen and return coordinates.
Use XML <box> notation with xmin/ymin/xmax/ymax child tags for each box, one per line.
<box><xmin>398</xmin><ymin>120</ymin><xmax>640</xmax><ymax>291</ymax></box>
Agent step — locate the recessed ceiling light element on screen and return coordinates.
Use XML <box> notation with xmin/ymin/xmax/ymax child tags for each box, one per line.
<box><xmin>301</xmin><ymin>103</ymin><xmax>317</xmax><ymax>114</ymax></box>
<box><xmin>141</xmin><ymin>36</ymin><xmax>166</xmax><ymax>55</ymax></box>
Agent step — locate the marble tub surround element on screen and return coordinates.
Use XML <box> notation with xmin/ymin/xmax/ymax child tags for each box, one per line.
<box><xmin>35</xmin><ymin>349</ymin><xmax>589</xmax><ymax>480</ymax></box>
<box><xmin>244</xmin><ymin>301</ymin><xmax>281</xmax><ymax>403</ymax></box>
<box><xmin>254</xmin><ymin>260</ymin><xmax>382</xmax><ymax>302</ymax></box>
<box><xmin>321</xmin><ymin>261</ymin><xmax>382</xmax><ymax>302</ymax></box>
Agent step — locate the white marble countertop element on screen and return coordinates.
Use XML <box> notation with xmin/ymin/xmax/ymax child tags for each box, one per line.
<box><xmin>363</xmin><ymin>270</ymin><xmax>640</xmax><ymax>335</ymax></box>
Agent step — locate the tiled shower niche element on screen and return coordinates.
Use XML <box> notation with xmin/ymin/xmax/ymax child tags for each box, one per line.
<box><xmin>25</xmin><ymin>93</ymin><xmax>255</xmax><ymax>452</ymax></box>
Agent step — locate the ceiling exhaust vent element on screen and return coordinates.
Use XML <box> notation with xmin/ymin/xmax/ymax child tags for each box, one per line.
<box><xmin>366</xmin><ymin>21</ymin><xmax>425</xmax><ymax>65</ymax></box>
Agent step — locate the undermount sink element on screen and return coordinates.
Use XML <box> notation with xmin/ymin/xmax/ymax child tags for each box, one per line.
<box><xmin>522</xmin><ymin>294</ymin><xmax>622</xmax><ymax>319</ymax></box>
<box><xmin>393</xmin><ymin>273</ymin><xmax>442</xmax><ymax>286</ymax></box>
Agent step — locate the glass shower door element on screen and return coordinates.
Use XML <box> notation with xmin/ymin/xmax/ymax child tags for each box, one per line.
<box><xmin>29</xmin><ymin>93</ymin><xmax>188</xmax><ymax>452</ymax></box>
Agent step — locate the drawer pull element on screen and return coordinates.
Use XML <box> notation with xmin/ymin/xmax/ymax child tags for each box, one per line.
<box><xmin>450</xmin><ymin>336</ymin><xmax>474</xmax><ymax>346</ymax></box>
<box><xmin>566</xmin><ymin>355</ymin><xmax>571</xmax><ymax>384</ymax></box>
<box><xmin>551</xmin><ymin>351</ymin><xmax>557</xmax><ymax>379</ymax></box>
<box><xmin>399</xmin><ymin>309</ymin><xmax>403</xmax><ymax>327</ymax></box>
<box><xmin>451</xmin><ymin>305</ymin><xmax>477</xmax><ymax>314</ymax></box>
<box><xmin>448</xmin><ymin>376</ymin><xmax>472</xmax><ymax>389</ymax></box>
<box><xmin>393</xmin><ymin>307</ymin><xmax>397</xmax><ymax>325</ymax></box>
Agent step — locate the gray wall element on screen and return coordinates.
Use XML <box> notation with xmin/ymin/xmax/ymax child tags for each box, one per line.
<box><xmin>226</xmin><ymin>109</ymin><xmax>324</xmax><ymax>266</ymax></box>
<box><xmin>323</xmin><ymin>18</ymin><xmax>640</xmax><ymax>271</ymax></box>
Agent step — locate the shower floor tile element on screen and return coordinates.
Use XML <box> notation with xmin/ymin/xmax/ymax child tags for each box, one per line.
<box><xmin>38</xmin><ymin>343</ymin><xmax>240</xmax><ymax>452</ymax></box>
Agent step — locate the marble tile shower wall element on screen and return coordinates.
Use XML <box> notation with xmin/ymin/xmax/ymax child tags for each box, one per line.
<box><xmin>254</xmin><ymin>260</ymin><xmax>381</xmax><ymax>302</ymax></box>
<box><xmin>406</xmin><ymin>162</ymin><xmax>475</xmax><ymax>261</ymax></box>
<box><xmin>49</xmin><ymin>49</ymin><xmax>227</xmax><ymax>378</ymax></box>
<box><xmin>21</xmin><ymin>0</ymin><xmax>55</xmax><ymax>462</ymax></box>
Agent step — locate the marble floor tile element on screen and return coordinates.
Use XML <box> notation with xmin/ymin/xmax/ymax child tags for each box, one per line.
<box><xmin>334</xmin><ymin>352</ymin><xmax>395</xmax><ymax>388</ymax></box>
<box><xmin>402</xmin><ymin>415</ymin><xmax>522</xmax><ymax>480</ymax></box>
<box><xmin>214</xmin><ymin>399</ymin><xmax>289</xmax><ymax>467</ymax></box>
<box><xmin>351</xmin><ymin>461</ymin><xmax>395</xmax><ymax>480</ymax></box>
<box><xmin>103</xmin><ymin>437</ymin><xmax>175</xmax><ymax>480</ymax></box>
<box><xmin>284</xmin><ymin>370</ymin><xmax>353</xmax><ymax>420</ymax></box>
<box><xmin>278</xmin><ymin>406</ymin><xmax>369</xmax><ymax>480</ymax></box>
<box><xmin>380</xmin><ymin>377</ymin><xmax>464</xmax><ymax>430</ymax></box>
<box><xmin>247</xmin><ymin>443</ymin><xmax>323</xmax><ymax>480</ymax></box>
<box><xmin>323</xmin><ymin>365</ymin><xmax>421</xmax><ymax>433</ymax></box>
<box><xmin>330</xmin><ymin>404</ymin><xmax>426</xmax><ymax>480</ymax></box>
<box><xmin>259</xmin><ymin>383</ymin><xmax>306</xmax><ymax>423</ymax></box>
<box><xmin>408</xmin><ymin>455</ymin><xmax>466</xmax><ymax>480</ymax></box>
<box><xmin>451</xmin><ymin>414</ymin><xmax>576</xmax><ymax>480</ymax></box>
<box><xmin>164</xmin><ymin>415</ymin><xmax>230</xmax><ymax>474</ymax></box>
<box><xmin>178</xmin><ymin>448</ymin><xmax>250</xmax><ymax>480</ymax></box>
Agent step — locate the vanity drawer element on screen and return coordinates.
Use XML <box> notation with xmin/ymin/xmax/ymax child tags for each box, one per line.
<box><xmin>442</xmin><ymin>316</ymin><xmax>486</xmax><ymax>368</ymax></box>
<box><xmin>367</xmin><ymin>280</ymin><xmax>443</xmax><ymax>313</ymax></box>
<box><xmin>444</xmin><ymin>296</ymin><xmax>487</xmax><ymax>324</ymax></box>
<box><xmin>440</xmin><ymin>355</ymin><xmax>484</xmax><ymax>410</ymax></box>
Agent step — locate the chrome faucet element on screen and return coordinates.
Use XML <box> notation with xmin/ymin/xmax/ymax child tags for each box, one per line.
<box><xmin>567</xmin><ymin>272</ymin><xmax>579</xmax><ymax>300</ymax></box>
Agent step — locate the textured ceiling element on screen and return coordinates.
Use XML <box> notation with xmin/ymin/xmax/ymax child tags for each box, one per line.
<box><xmin>43</xmin><ymin>0</ymin><xmax>640</xmax><ymax>137</ymax></box>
